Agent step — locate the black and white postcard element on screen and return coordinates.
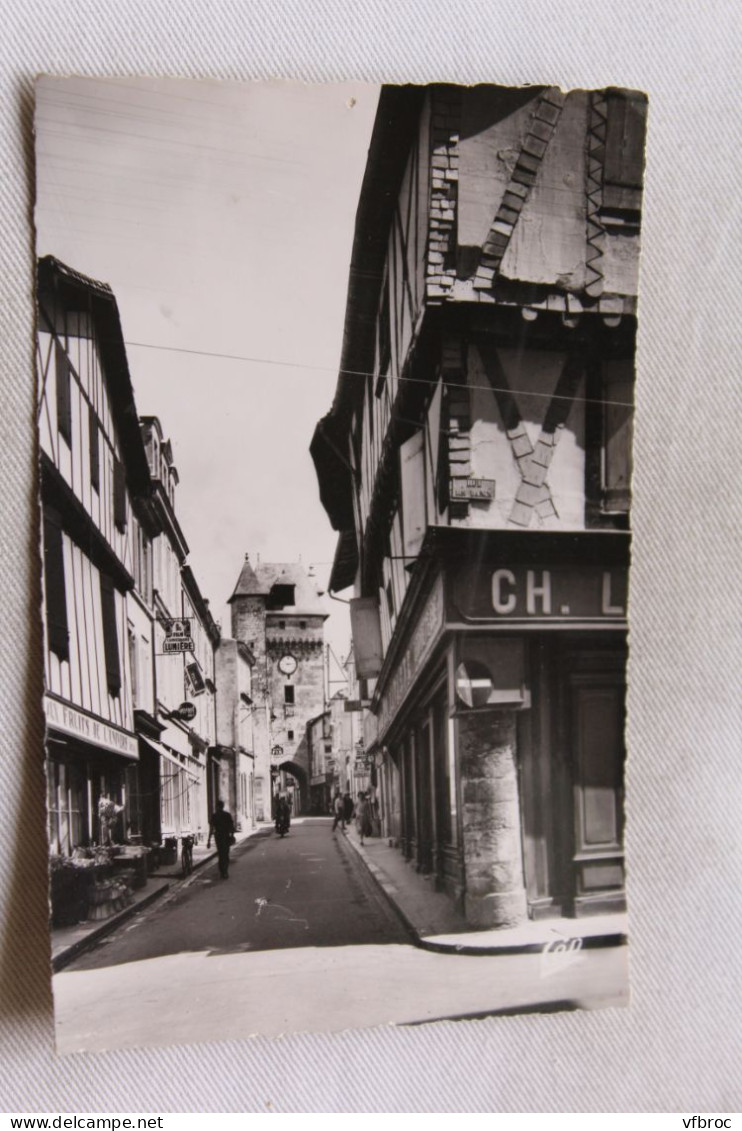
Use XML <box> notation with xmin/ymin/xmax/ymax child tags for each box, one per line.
<box><xmin>35</xmin><ymin>76</ymin><xmax>645</xmax><ymax>1054</ymax></box>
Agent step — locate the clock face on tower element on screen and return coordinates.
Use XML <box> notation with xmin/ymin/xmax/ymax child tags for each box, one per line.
<box><xmin>278</xmin><ymin>653</ymin><xmax>297</xmax><ymax>676</ymax></box>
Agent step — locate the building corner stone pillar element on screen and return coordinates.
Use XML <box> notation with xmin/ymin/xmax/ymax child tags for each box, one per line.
<box><xmin>459</xmin><ymin>709</ymin><xmax>527</xmax><ymax>928</ymax></box>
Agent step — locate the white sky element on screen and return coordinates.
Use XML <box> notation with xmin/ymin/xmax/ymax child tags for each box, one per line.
<box><xmin>34</xmin><ymin>75</ymin><xmax>380</xmax><ymax>661</ymax></box>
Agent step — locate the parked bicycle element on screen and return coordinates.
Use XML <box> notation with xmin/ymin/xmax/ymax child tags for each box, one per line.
<box><xmin>180</xmin><ymin>833</ymin><xmax>195</xmax><ymax>877</ymax></box>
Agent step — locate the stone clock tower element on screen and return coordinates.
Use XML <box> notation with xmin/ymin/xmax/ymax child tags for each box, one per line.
<box><xmin>228</xmin><ymin>554</ymin><xmax>328</xmax><ymax>813</ymax></box>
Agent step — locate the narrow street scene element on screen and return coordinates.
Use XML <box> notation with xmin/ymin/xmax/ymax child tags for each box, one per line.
<box><xmin>54</xmin><ymin>817</ymin><xmax>627</xmax><ymax>1053</ymax></box>
<box><xmin>35</xmin><ymin>75</ymin><xmax>643</xmax><ymax>1053</ymax></box>
<box><xmin>65</xmin><ymin>820</ymin><xmax>410</xmax><ymax>970</ymax></box>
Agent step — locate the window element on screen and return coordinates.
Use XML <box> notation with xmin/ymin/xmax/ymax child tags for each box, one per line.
<box><xmin>137</xmin><ymin>530</ymin><xmax>152</xmax><ymax>605</ymax></box>
<box><xmin>128</xmin><ymin>625</ymin><xmax>138</xmax><ymax>706</ymax></box>
<box><xmin>287</xmin><ymin>730</ymin><xmax>294</xmax><ymax>741</ymax></box>
<box><xmin>299</xmin><ymin>620</ymin><xmax>306</xmax><ymax>630</ymax></box>
<box><xmin>100</xmin><ymin>574</ymin><xmax>122</xmax><ymax>697</ymax></box>
<box><xmin>284</xmin><ymin>685</ymin><xmax>295</xmax><ymax>705</ymax></box>
<box><xmin>89</xmin><ymin>406</ymin><xmax>100</xmax><ymax>491</ymax></box>
<box><xmin>399</xmin><ymin>429</ymin><xmax>427</xmax><ymax>559</ymax></box>
<box><xmin>47</xmin><ymin>761</ymin><xmax>86</xmax><ymax>855</ymax></box>
<box><xmin>268</xmin><ymin>584</ymin><xmax>295</xmax><ymax>609</ymax></box>
<box><xmin>113</xmin><ymin>458</ymin><xmax>127</xmax><ymax>531</ymax></box>
<box><xmin>43</xmin><ymin>507</ymin><xmax>69</xmax><ymax>661</ymax></box>
<box><xmin>55</xmin><ymin>340</ymin><xmax>72</xmax><ymax>445</ymax></box>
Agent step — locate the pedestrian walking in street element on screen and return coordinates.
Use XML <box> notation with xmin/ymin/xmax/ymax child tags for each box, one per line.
<box><xmin>331</xmin><ymin>792</ymin><xmax>345</xmax><ymax>834</ymax></box>
<box><xmin>343</xmin><ymin>790</ymin><xmax>355</xmax><ymax>826</ymax></box>
<box><xmin>208</xmin><ymin>799</ymin><xmax>235</xmax><ymax>879</ymax></box>
<box><xmin>357</xmin><ymin>791</ymin><xmax>374</xmax><ymax>846</ymax></box>
<box><xmin>275</xmin><ymin>793</ymin><xmax>291</xmax><ymax>836</ymax></box>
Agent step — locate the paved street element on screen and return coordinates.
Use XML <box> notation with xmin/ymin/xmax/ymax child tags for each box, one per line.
<box><xmin>67</xmin><ymin>818</ymin><xmax>411</xmax><ymax>970</ymax></box>
<box><xmin>54</xmin><ymin>816</ymin><xmax>628</xmax><ymax>1053</ymax></box>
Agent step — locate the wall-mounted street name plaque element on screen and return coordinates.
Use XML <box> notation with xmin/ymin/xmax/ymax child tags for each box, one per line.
<box><xmin>450</xmin><ymin>477</ymin><xmax>496</xmax><ymax>501</ymax></box>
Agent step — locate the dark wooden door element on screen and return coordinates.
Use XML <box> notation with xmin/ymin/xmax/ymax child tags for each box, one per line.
<box><xmin>568</xmin><ymin>672</ymin><xmax>626</xmax><ymax>914</ymax></box>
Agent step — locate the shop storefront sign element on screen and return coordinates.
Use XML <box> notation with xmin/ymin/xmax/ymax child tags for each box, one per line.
<box><xmin>44</xmin><ymin>694</ymin><xmax>139</xmax><ymax>759</ymax></box>
<box><xmin>454</xmin><ymin>565</ymin><xmax>628</xmax><ymax>623</ymax></box>
<box><xmin>375</xmin><ymin>574</ymin><xmax>445</xmax><ymax>741</ymax></box>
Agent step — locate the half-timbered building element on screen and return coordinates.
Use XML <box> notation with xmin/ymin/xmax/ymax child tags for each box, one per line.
<box><xmin>311</xmin><ymin>85</ymin><xmax>646</xmax><ymax>928</ymax></box>
<box><xmin>139</xmin><ymin>417</ymin><xmax>219</xmax><ymax>850</ymax></box>
<box><xmin>38</xmin><ymin>256</ymin><xmax>153</xmax><ymax>854</ymax></box>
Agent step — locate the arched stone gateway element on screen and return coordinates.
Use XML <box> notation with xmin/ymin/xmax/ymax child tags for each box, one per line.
<box><xmin>271</xmin><ymin>759</ymin><xmax>308</xmax><ymax>817</ymax></box>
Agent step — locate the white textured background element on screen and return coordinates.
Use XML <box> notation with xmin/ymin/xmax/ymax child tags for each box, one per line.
<box><xmin>1</xmin><ymin>0</ymin><xmax>740</xmax><ymax>1113</ymax></box>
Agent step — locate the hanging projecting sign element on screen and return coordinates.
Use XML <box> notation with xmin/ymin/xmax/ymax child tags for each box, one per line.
<box><xmin>455</xmin><ymin>640</ymin><xmax>529</xmax><ymax>710</ymax></box>
<box><xmin>185</xmin><ymin>661</ymin><xmax>206</xmax><ymax>696</ymax></box>
<box><xmin>172</xmin><ymin>701</ymin><xmax>197</xmax><ymax>722</ymax></box>
<box><xmin>455</xmin><ymin>661</ymin><xmax>495</xmax><ymax>708</ymax></box>
<box><xmin>160</xmin><ymin>617</ymin><xmax>194</xmax><ymax>654</ymax></box>
<box><xmin>350</xmin><ymin>597</ymin><xmax>383</xmax><ymax>679</ymax></box>
<box><xmin>344</xmin><ymin>699</ymin><xmax>371</xmax><ymax>712</ymax></box>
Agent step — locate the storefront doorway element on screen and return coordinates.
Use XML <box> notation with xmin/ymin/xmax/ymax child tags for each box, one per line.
<box><xmin>520</xmin><ymin>635</ymin><xmax>627</xmax><ymax>919</ymax></box>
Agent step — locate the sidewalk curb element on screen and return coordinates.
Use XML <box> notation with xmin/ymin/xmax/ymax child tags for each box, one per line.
<box><xmin>52</xmin><ymin>882</ymin><xmax>171</xmax><ymax>973</ymax></box>
<box><xmin>340</xmin><ymin>829</ymin><xmax>628</xmax><ymax>957</ymax></box>
<box><xmin>335</xmin><ymin>827</ymin><xmax>421</xmax><ymax>947</ymax></box>
<box><xmin>52</xmin><ymin>829</ymin><xmax>271</xmax><ymax>973</ymax></box>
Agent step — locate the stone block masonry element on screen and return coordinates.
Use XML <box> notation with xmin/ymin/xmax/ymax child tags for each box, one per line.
<box><xmin>458</xmin><ymin>710</ymin><xmax>527</xmax><ymax>928</ymax></box>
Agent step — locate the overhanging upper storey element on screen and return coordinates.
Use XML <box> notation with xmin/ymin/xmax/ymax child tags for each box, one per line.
<box><xmin>311</xmin><ymin>83</ymin><xmax>647</xmax><ymax>597</ymax></box>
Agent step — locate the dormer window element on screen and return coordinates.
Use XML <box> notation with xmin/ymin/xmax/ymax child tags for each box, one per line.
<box><xmin>267</xmin><ymin>583</ymin><xmax>295</xmax><ymax>609</ymax></box>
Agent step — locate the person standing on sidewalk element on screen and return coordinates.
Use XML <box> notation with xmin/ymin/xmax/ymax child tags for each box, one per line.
<box><xmin>357</xmin><ymin>791</ymin><xmax>374</xmax><ymax>846</ymax></box>
<box><xmin>343</xmin><ymin>790</ymin><xmax>355</xmax><ymax>827</ymax></box>
<box><xmin>208</xmin><ymin>800</ymin><xmax>235</xmax><ymax>879</ymax></box>
<box><xmin>331</xmin><ymin>792</ymin><xmax>346</xmax><ymax>834</ymax></box>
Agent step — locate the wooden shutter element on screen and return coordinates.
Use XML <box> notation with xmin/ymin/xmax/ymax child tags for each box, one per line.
<box><xmin>55</xmin><ymin>340</ymin><xmax>72</xmax><ymax>445</ymax></box>
<box><xmin>378</xmin><ymin>277</ymin><xmax>391</xmax><ymax>380</ymax></box>
<box><xmin>399</xmin><ymin>430</ymin><xmax>427</xmax><ymax>559</ymax></box>
<box><xmin>100</xmin><ymin>573</ymin><xmax>122</xmax><ymax>697</ymax></box>
<box><xmin>113</xmin><ymin>458</ymin><xmax>127</xmax><ymax>531</ymax></box>
<box><xmin>603</xmin><ymin>92</ymin><xmax>647</xmax><ymax>212</ymax></box>
<box><xmin>89</xmin><ymin>406</ymin><xmax>100</xmax><ymax>492</ymax></box>
<box><xmin>43</xmin><ymin>507</ymin><xmax>69</xmax><ymax>660</ymax></box>
<box><xmin>426</xmin><ymin>380</ymin><xmax>443</xmax><ymax>521</ymax></box>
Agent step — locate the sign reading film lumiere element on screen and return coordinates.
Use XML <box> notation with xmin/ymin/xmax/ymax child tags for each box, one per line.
<box><xmin>158</xmin><ymin>617</ymin><xmax>195</xmax><ymax>655</ymax></box>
